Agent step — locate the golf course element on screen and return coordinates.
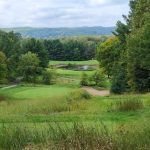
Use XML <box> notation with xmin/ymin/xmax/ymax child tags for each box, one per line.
<box><xmin>0</xmin><ymin>60</ymin><xmax>149</xmax><ymax>150</ymax></box>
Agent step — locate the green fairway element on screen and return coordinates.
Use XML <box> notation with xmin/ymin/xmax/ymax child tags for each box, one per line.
<box><xmin>0</xmin><ymin>84</ymin><xmax>149</xmax><ymax>124</ymax></box>
<box><xmin>56</xmin><ymin>69</ymin><xmax>95</xmax><ymax>78</ymax></box>
<box><xmin>0</xmin><ymin>85</ymin><xmax>74</xmax><ymax>100</ymax></box>
<box><xmin>50</xmin><ymin>60</ymin><xmax>99</xmax><ymax>65</ymax></box>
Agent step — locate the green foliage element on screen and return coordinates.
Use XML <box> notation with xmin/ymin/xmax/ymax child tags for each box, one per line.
<box><xmin>126</xmin><ymin>0</ymin><xmax>150</xmax><ymax>92</ymax></box>
<box><xmin>93</xmin><ymin>69</ymin><xmax>107</xmax><ymax>87</ymax></box>
<box><xmin>80</xmin><ymin>70</ymin><xmax>107</xmax><ymax>88</ymax></box>
<box><xmin>80</xmin><ymin>72</ymin><xmax>89</xmax><ymax>86</ymax></box>
<box><xmin>127</xmin><ymin>16</ymin><xmax>150</xmax><ymax>92</ymax></box>
<box><xmin>0</xmin><ymin>31</ymin><xmax>21</xmax><ymax>81</ymax></box>
<box><xmin>66</xmin><ymin>89</ymin><xmax>91</xmax><ymax>103</ymax></box>
<box><xmin>18</xmin><ymin>52</ymin><xmax>40</xmax><ymax>83</ymax></box>
<box><xmin>97</xmin><ymin>0</ymin><xmax>150</xmax><ymax>93</ymax></box>
<box><xmin>111</xmin><ymin>65</ymin><xmax>127</xmax><ymax>94</ymax></box>
<box><xmin>42</xmin><ymin>69</ymin><xmax>57</xmax><ymax>85</ymax></box>
<box><xmin>97</xmin><ymin>37</ymin><xmax>121</xmax><ymax>77</ymax></box>
<box><xmin>0</xmin><ymin>31</ymin><xmax>21</xmax><ymax>58</ymax></box>
<box><xmin>22</xmin><ymin>38</ymin><xmax>49</xmax><ymax>68</ymax></box>
<box><xmin>0</xmin><ymin>51</ymin><xmax>7</xmax><ymax>83</ymax></box>
<box><xmin>44</xmin><ymin>37</ymin><xmax>107</xmax><ymax>61</ymax></box>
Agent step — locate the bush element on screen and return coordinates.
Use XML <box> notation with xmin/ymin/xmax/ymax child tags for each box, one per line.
<box><xmin>111</xmin><ymin>67</ymin><xmax>127</xmax><ymax>94</ymax></box>
<box><xmin>80</xmin><ymin>70</ymin><xmax>108</xmax><ymax>88</ymax></box>
<box><xmin>92</xmin><ymin>69</ymin><xmax>107</xmax><ymax>87</ymax></box>
<box><xmin>42</xmin><ymin>69</ymin><xmax>57</xmax><ymax>85</ymax></box>
<box><xmin>80</xmin><ymin>72</ymin><xmax>89</xmax><ymax>86</ymax></box>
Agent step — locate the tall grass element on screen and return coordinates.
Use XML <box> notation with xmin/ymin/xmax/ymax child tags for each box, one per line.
<box><xmin>0</xmin><ymin>95</ymin><xmax>6</xmax><ymax>102</ymax></box>
<box><xmin>0</xmin><ymin>122</ymin><xmax>149</xmax><ymax>150</ymax></box>
<box><xmin>108</xmin><ymin>97</ymin><xmax>144</xmax><ymax>112</ymax></box>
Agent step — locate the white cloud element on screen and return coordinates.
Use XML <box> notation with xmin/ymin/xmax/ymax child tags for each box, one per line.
<box><xmin>0</xmin><ymin>0</ymin><xmax>130</xmax><ymax>27</ymax></box>
<box><xmin>89</xmin><ymin>0</ymin><xmax>106</xmax><ymax>5</ymax></box>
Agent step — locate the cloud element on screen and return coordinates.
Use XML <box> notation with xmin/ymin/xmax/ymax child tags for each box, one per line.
<box><xmin>0</xmin><ymin>0</ymin><xmax>129</xmax><ymax>27</ymax></box>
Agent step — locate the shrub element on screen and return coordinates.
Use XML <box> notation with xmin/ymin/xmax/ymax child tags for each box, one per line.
<box><xmin>92</xmin><ymin>69</ymin><xmax>107</xmax><ymax>87</ymax></box>
<box><xmin>111</xmin><ymin>67</ymin><xmax>127</xmax><ymax>94</ymax></box>
<box><xmin>80</xmin><ymin>70</ymin><xmax>108</xmax><ymax>88</ymax></box>
<box><xmin>80</xmin><ymin>72</ymin><xmax>89</xmax><ymax>86</ymax></box>
<box><xmin>42</xmin><ymin>69</ymin><xmax>57</xmax><ymax>85</ymax></box>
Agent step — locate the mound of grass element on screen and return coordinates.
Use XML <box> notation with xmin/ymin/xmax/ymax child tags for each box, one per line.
<box><xmin>66</xmin><ymin>89</ymin><xmax>91</xmax><ymax>103</ymax></box>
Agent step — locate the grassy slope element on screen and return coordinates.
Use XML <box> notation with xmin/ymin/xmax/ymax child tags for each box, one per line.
<box><xmin>0</xmin><ymin>61</ymin><xmax>149</xmax><ymax>149</ymax></box>
<box><xmin>0</xmin><ymin>84</ymin><xmax>149</xmax><ymax>125</ymax></box>
<box><xmin>0</xmin><ymin>85</ymin><xmax>73</xmax><ymax>100</ymax></box>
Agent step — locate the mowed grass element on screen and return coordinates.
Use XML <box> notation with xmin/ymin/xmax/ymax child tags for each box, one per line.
<box><xmin>56</xmin><ymin>69</ymin><xmax>95</xmax><ymax>78</ymax></box>
<box><xmin>50</xmin><ymin>60</ymin><xmax>99</xmax><ymax>65</ymax></box>
<box><xmin>0</xmin><ymin>85</ymin><xmax>74</xmax><ymax>100</ymax></box>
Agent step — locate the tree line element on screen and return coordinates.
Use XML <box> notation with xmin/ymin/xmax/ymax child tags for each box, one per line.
<box><xmin>0</xmin><ymin>30</ymin><xmax>106</xmax><ymax>83</ymax></box>
<box><xmin>97</xmin><ymin>0</ymin><xmax>150</xmax><ymax>93</ymax></box>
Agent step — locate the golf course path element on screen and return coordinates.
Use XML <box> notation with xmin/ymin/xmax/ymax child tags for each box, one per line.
<box><xmin>82</xmin><ymin>87</ymin><xmax>110</xmax><ymax>96</ymax></box>
<box><xmin>2</xmin><ymin>85</ymin><xmax>17</xmax><ymax>90</ymax></box>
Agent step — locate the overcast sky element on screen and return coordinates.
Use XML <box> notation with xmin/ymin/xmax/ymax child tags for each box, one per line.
<box><xmin>0</xmin><ymin>0</ymin><xmax>130</xmax><ymax>28</ymax></box>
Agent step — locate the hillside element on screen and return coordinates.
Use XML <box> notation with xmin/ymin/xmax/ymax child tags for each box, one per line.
<box><xmin>1</xmin><ymin>26</ymin><xmax>115</xmax><ymax>38</ymax></box>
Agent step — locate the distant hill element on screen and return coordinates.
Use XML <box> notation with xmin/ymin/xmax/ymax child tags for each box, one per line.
<box><xmin>1</xmin><ymin>26</ymin><xmax>115</xmax><ymax>38</ymax></box>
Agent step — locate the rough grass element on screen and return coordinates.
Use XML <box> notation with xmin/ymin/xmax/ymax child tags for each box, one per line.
<box><xmin>108</xmin><ymin>97</ymin><xmax>144</xmax><ymax>112</ymax></box>
<box><xmin>0</xmin><ymin>122</ymin><xmax>149</xmax><ymax>150</ymax></box>
<box><xmin>0</xmin><ymin>84</ymin><xmax>150</xmax><ymax>149</ymax></box>
<box><xmin>0</xmin><ymin>95</ymin><xmax>6</xmax><ymax>102</ymax></box>
<box><xmin>117</xmin><ymin>97</ymin><xmax>144</xmax><ymax>111</ymax></box>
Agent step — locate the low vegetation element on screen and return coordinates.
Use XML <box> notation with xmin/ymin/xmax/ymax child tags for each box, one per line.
<box><xmin>108</xmin><ymin>97</ymin><xmax>144</xmax><ymax>112</ymax></box>
<box><xmin>0</xmin><ymin>122</ymin><xmax>149</xmax><ymax>150</ymax></box>
<box><xmin>80</xmin><ymin>69</ymin><xmax>109</xmax><ymax>88</ymax></box>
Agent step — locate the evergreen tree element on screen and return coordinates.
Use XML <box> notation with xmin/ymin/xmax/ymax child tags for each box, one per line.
<box><xmin>0</xmin><ymin>51</ymin><xmax>7</xmax><ymax>83</ymax></box>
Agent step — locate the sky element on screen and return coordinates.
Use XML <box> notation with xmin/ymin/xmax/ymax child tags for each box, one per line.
<box><xmin>0</xmin><ymin>0</ymin><xmax>130</xmax><ymax>28</ymax></box>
